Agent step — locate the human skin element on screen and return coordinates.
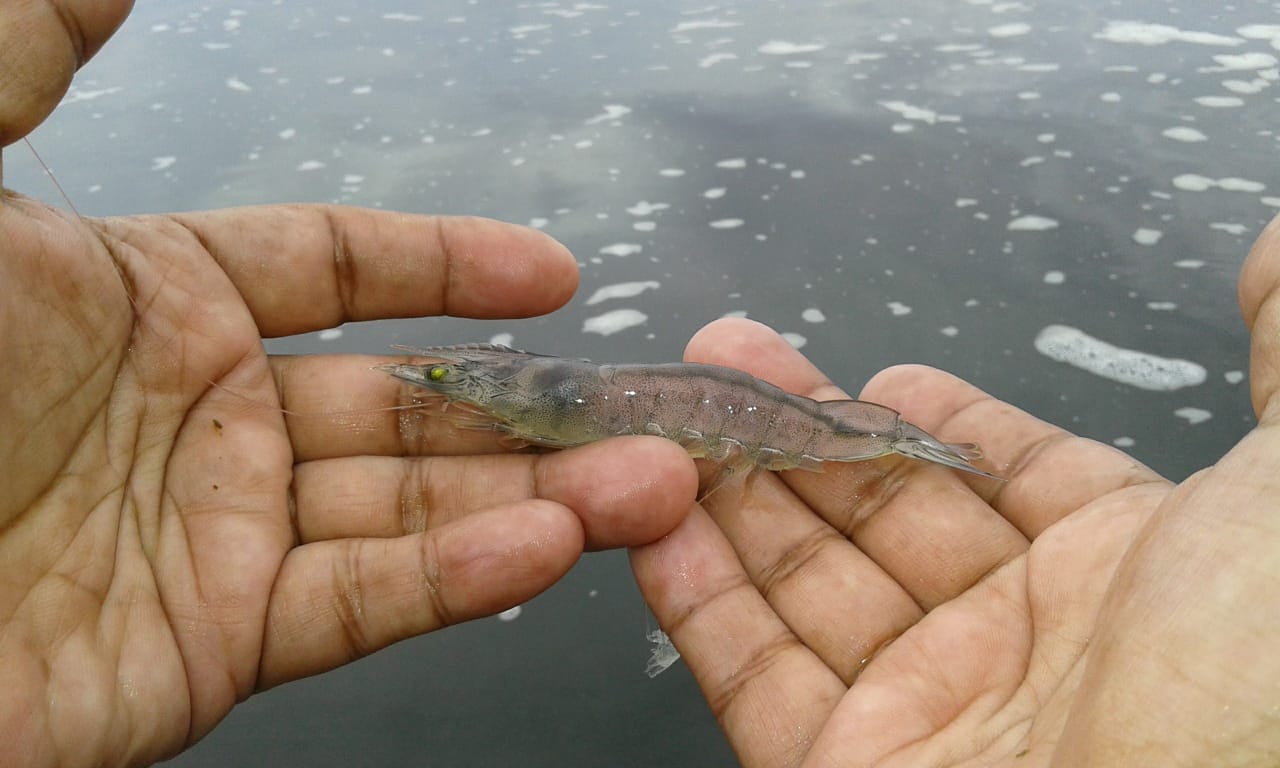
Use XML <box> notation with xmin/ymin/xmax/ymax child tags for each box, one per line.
<box><xmin>632</xmin><ymin>226</ymin><xmax>1280</xmax><ymax>766</ymax></box>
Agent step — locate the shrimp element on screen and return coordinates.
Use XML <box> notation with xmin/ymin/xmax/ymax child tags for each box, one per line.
<box><xmin>378</xmin><ymin>344</ymin><xmax>1003</xmax><ymax>482</ymax></box>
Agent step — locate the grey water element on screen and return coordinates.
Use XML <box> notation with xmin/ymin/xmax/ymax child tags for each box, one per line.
<box><xmin>7</xmin><ymin>0</ymin><xmax>1275</xmax><ymax>765</ymax></box>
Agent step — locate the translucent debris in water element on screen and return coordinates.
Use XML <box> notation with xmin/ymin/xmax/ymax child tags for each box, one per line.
<box><xmin>644</xmin><ymin>629</ymin><xmax>681</xmax><ymax>678</ymax></box>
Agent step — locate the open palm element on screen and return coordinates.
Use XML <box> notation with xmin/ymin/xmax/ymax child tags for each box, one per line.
<box><xmin>634</xmin><ymin>216</ymin><xmax>1280</xmax><ymax>766</ymax></box>
<box><xmin>0</xmin><ymin>196</ymin><xmax>696</xmax><ymax>767</ymax></box>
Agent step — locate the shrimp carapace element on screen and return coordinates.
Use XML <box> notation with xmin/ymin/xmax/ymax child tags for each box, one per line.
<box><xmin>378</xmin><ymin>344</ymin><xmax>1003</xmax><ymax>480</ymax></box>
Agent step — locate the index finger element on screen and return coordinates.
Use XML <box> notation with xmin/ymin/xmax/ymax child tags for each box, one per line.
<box><xmin>129</xmin><ymin>206</ymin><xmax>579</xmax><ymax>337</ymax></box>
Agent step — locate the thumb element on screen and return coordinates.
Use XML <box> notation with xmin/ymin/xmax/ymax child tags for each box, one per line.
<box><xmin>0</xmin><ymin>0</ymin><xmax>133</xmax><ymax>147</ymax></box>
<box><xmin>1239</xmin><ymin>212</ymin><xmax>1280</xmax><ymax>423</ymax></box>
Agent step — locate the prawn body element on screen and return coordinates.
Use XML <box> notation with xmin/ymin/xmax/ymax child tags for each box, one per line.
<box><xmin>379</xmin><ymin>344</ymin><xmax>1000</xmax><ymax>480</ymax></box>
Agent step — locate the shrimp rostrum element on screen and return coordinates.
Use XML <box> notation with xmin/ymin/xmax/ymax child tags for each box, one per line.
<box><xmin>379</xmin><ymin>344</ymin><xmax>1002</xmax><ymax>485</ymax></box>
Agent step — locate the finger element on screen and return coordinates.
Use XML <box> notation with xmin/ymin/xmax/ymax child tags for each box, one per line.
<box><xmin>630</xmin><ymin>507</ymin><xmax>846</xmax><ymax>768</ymax></box>
<box><xmin>1239</xmin><ymin>211</ymin><xmax>1280</xmax><ymax>421</ymax></box>
<box><xmin>684</xmin><ymin>318</ymin><xmax>1028</xmax><ymax>610</ymax></box>
<box><xmin>102</xmin><ymin>207</ymin><xmax>578</xmax><ymax>337</ymax></box>
<box><xmin>687</xmin><ymin>317</ymin><xmax>1168</xmax><ymax>537</ymax></box>
<box><xmin>860</xmin><ymin>363</ymin><xmax>1171</xmax><ymax>534</ymax></box>
<box><xmin>258</xmin><ymin>500</ymin><xmax>582</xmax><ymax>688</ymax></box>
<box><xmin>291</xmin><ymin>436</ymin><xmax>698</xmax><ymax>550</ymax></box>
<box><xmin>0</xmin><ymin>0</ymin><xmax>130</xmax><ymax>146</ymax></box>
<box><xmin>267</xmin><ymin>354</ymin><xmax>513</xmax><ymax>462</ymax></box>
<box><xmin>697</xmin><ymin>470</ymin><xmax>924</xmax><ymax>683</ymax></box>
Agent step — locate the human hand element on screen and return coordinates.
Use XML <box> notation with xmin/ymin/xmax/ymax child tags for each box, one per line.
<box><xmin>0</xmin><ymin>6</ymin><xmax>697</xmax><ymax>767</ymax></box>
<box><xmin>633</xmin><ymin>215</ymin><xmax>1280</xmax><ymax>766</ymax></box>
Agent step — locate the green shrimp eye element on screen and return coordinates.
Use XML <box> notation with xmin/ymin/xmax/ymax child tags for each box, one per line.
<box><xmin>428</xmin><ymin>365</ymin><xmax>448</xmax><ymax>382</ymax></box>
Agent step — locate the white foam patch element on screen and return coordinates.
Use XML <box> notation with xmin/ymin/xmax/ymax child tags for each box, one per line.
<box><xmin>317</xmin><ymin>328</ymin><xmax>343</xmax><ymax>341</ymax></box>
<box><xmin>1206</xmin><ymin>52</ymin><xmax>1278</xmax><ymax>71</ymax></box>
<box><xmin>699</xmin><ymin>52</ymin><xmax>737</xmax><ymax>68</ymax></box>
<box><xmin>887</xmin><ymin>301</ymin><xmax>912</xmax><ymax>316</ymax></box>
<box><xmin>703</xmin><ymin>187</ymin><xmax>727</xmax><ymax>199</ymax></box>
<box><xmin>1224</xmin><ymin>370</ymin><xmax>1245</xmax><ymax>384</ymax></box>
<box><xmin>1033</xmin><ymin>325</ymin><xmax>1206</xmax><ymax>391</ymax></box>
<box><xmin>644</xmin><ymin>629</ymin><xmax>681</xmax><ymax>678</ymax></box>
<box><xmin>1043</xmin><ymin>270</ymin><xmax>1065</xmax><ymax>284</ymax></box>
<box><xmin>585</xmin><ymin>281</ymin><xmax>661</xmax><ymax>305</ymax></box>
<box><xmin>151</xmin><ymin>156</ymin><xmax>177</xmax><ymax>171</ymax></box>
<box><xmin>1094</xmin><ymin>21</ymin><xmax>1244</xmax><ymax>47</ymax></box>
<box><xmin>710</xmin><ymin>218</ymin><xmax>744</xmax><ymax>229</ymax></box>
<box><xmin>599</xmin><ymin>243</ymin><xmax>642</xmax><ymax>257</ymax></box>
<box><xmin>879</xmin><ymin>100</ymin><xmax>961</xmax><ymax>124</ymax></box>
<box><xmin>780</xmin><ymin>332</ymin><xmax>807</xmax><ymax>349</ymax></box>
<box><xmin>61</xmin><ymin>86</ymin><xmax>124</xmax><ymax>104</ymax></box>
<box><xmin>1238</xmin><ymin>24</ymin><xmax>1280</xmax><ymax>40</ymax></box>
<box><xmin>1133</xmin><ymin>228</ymin><xmax>1163</xmax><ymax>245</ymax></box>
<box><xmin>801</xmin><ymin>307</ymin><xmax>826</xmax><ymax>323</ymax></box>
<box><xmin>716</xmin><ymin>158</ymin><xmax>747</xmax><ymax>169</ymax></box>
<box><xmin>758</xmin><ymin>40</ymin><xmax>827</xmax><ymax>55</ymax></box>
<box><xmin>1163</xmin><ymin>126</ymin><xmax>1207</xmax><ymax>142</ymax></box>
<box><xmin>1195</xmin><ymin>95</ymin><xmax>1245</xmax><ymax>107</ymax></box>
<box><xmin>508</xmin><ymin>23</ymin><xmax>550</xmax><ymax>37</ymax></box>
<box><xmin>1210</xmin><ymin>222</ymin><xmax>1249</xmax><ymax>235</ymax></box>
<box><xmin>497</xmin><ymin>606</ymin><xmax>522</xmax><ymax>622</ymax></box>
<box><xmin>226</xmin><ymin>77</ymin><xmax>252</xmax><ymax>92</ymax></box>
<box><xmin>1174</xmin><ymin>407</ymin><xmax>1212</xmax><ymax>424</ymax></box>
<box><xmin>489</xmin><ymin>332</ymin><xmax>514</xmax><ymax>346</ymax></box>
<box><xmin>583</xmin><ymin>309</ymin><xmax>648</xmax><ymax>336</ymax></box>
<box><xmin>988</xmin><ymin>23</ymin><xmax>1031</xmax><ymax>37</ymax></box>
<box><xmin>1223</xmin><ymin>78</ymin><xmax>1270</xmax><ymax>94</ymax></box>
<box><xmin>671</xmin><ymin>19</ymin><xmax>741</xmax><ymax>33</ymax></box>
<box><xmin>1008</xmin><ymin>215</ymin><xmax>1059</xmax><ymax>231</ymax></box>
<box><xmin>297</xmin><ymin>160</ymin><xmax>325</xmax><ymax>171</ymax></box>
<box><xmin>585</xmin><ymin>104</ymin><xmax>632</xmax><ymax>124</ymax></box>
<box><xmin>1172</xmin><ymin>174</ymin><xmax>1266</xmax><ymax>192</ymax></box>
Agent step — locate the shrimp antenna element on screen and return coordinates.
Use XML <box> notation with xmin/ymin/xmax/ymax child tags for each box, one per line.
<box><xmin>24</xmin><ymin>138</ymin><xmax>84</xmax><ymax>219</ymax></box>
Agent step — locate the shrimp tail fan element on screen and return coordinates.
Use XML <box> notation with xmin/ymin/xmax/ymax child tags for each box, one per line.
<box><xmin>892</xmin><ymin>421</ymin><xmax>1004</xmax><ymax>480</ymax></box>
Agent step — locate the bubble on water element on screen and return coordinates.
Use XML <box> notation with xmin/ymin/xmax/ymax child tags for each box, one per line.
<box><xmin>1174</xmin><ymin>407</ymin><xmax>1212</xmax><ymax>424</ymax></box>
<box><xmin>585</xmin><ymin>281</ymin><xmax>661</xmax><ymax>305</ymax></box>
<box><xmin>1008</xmin><ymin>215</ymin><xmax>1059</xmax><ymax>231</ymax></box>
<box><xmin>1133</xmin><ymin>228</ymin><xmax>1163</xmax><ymax>245</ymax></box>
<box><xmin>1034</xmin><ymin>325</ymin><xmax>1206</xmax><ymax>391</ymax></box>
<box><xmin>583</xmin><ymin>309</ymin><xmax>648</xmax><ymax>336</ymax></box>
<box><xmin>781</xmin><ymin>332</ymin><xmax>807</xmax><ymax>349</ymax></box>
<box><xmin>1163</xmin><ymin>126</ymin><xmax>1207</xmax><ymax>142</ymax></box>
<box><xmin>989</xmin><ymin>23</ymin><xmax>1032</xmax><ymax>38</ymax></box>
<box><xmin>599</xmin><ymin>243</ymin><xmax>642</xmax><ymax>257</ymax></box>
<box><xmin>757</xmin><ymin>41</ymin><xmax>827</xmax><ymax>55</ymax></box>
